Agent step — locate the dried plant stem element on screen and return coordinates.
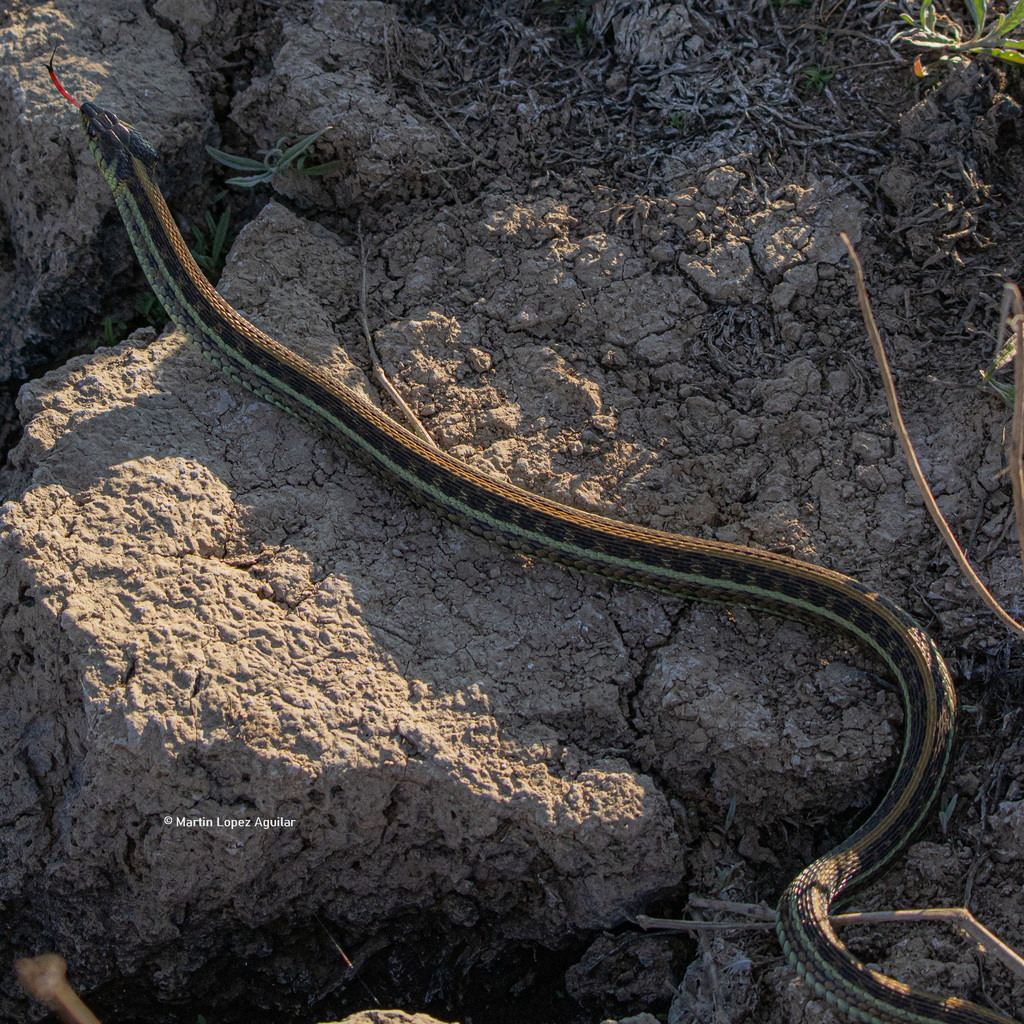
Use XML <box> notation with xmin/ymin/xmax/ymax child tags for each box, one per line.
<box><xmin>835</xmin><ymin>908</ymin><xmax>1024</xmax><ymax>981</ymax></box>
<box><xmin>1000</xmin><ymin>284</ymin><xmax>1024</xmax><ymax>577</ymax></box>
<box><xmin>638</xmin><ymin>906</ymin><xmax>1024</xmax><ymax>981</ymax></box>
<box><xmin>636</xmin><ymin>913</ymin><xmax>775</xmax><ymax>933</ymax></box>
<box><xmin>356</xmin><ymin>222</ymin><xmax>439</xmax><ymax>450</ymax></box>
<box><xmin>15</xmin><ymin>955</ymin><xmax>102</xmax><ymax>1024</ymax></box>
<box><xmin>841</xmin><ymin>233</ymin><xmax>1024</xmax><ymax>640</ymax></box>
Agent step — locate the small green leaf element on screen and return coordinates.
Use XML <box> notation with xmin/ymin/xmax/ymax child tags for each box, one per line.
<box><xmin>205</xmin><ymin>146</ymin><xmax>267</xmax><ymax>171</ymax></box>
<box><xmin>280</xmin><ymin>126</ymin><xmax>333</xmax><ymax>162</ymax></box>
<box><xmin>724</xmin><ymin>796</ymin><xmax>737</xmax><ymax>832</ymax></box>
<box><xmin>99</xmin><ymin>316</ymin><xmax>127</xmax><ymax>347</ymax></box>
<box><xmin>938</xmin><ymin>792</ymin><xmax>958</xmax><ymax>834</ymax></box>
<box><xmin>211</xmin><ymin>210</ymin><xmax>230</xmax><ymax>262</ymax></box>
<box><xmin>981</xmin><ymin>334</ymin><xmax>1018</xmax><ymax>379</ymax></box>
<box><xmin>993</xmin><ymin>46</ymin><xmax>1024</xmax><ymax>61</ymax></box>
<box><xmin>966</xmin><ymin>0</ymin><xmax>987</xmax><ymax>35</ymax></box>
<box><xmin>224</xmin><ymin>171</ymin><xmax>275</xmax><ymax>187</ymax></box>
<box><xmin>999</xmin><ymin>0</ymin><xmax>1024</xmax><ymax>35</ymax></box>
<box><xmin>988</xmin><ymin>380</ymin><xmax>1016</xmax><ymax>407</ymax></box>
<box><xmin>297</xmin><ymin>160</ymin><xmax>340</xmax><ymax>177</ymax></box>
<box><xmin>211</xmin><ymin>128</ymin><xmax>333</xmax><ymax>188</ymax></box>
<box><xmin>135</xmin><ymin>290</ymin><xmax>167</xmax><ymax>327</ymax></box>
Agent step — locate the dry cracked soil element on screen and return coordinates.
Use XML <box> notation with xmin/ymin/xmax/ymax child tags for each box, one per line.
<box><xmin>1</xmin><ymin>3</ymin><xmax>1023</xmax><ymax>1024</ymax></box>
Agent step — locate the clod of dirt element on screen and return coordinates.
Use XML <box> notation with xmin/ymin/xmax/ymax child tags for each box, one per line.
<box><xmin>565</xmin><ymin>933</ymin><xmax>678</xmax><ymax>1007</ymax></box>
<box><xmin>323</xmin><ymin>1012</ymin><xmax>454</xmax><ymax>1024</ymax></box>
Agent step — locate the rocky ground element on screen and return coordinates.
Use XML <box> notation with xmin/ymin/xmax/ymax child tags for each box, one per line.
<box><xmin>1</xmin><ymin>2</ymin><xmax>1023</xmax><ymax>1023</ymax></box>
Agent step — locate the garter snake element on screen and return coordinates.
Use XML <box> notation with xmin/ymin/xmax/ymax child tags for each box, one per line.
<box><xmin>48</xmin><ymin>61</ymin><xmax>1015</xmax><ymax>1024</ymax></box>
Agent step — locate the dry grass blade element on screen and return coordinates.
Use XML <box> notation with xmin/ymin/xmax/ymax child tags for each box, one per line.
<box><xmin>356</xmin><ymin>223</ymin><xmax>439</xmax><ymax>450</ymax></box>
<box><xmin>841</xmin><ymin>232</ymin><xmax>1024</xmax><ymax>640</ymax></box>
<box><xmin>1001</xmin><ymin>284</ymin><xmax>1024</xmax><ymax>577</ymax></box>
<box><xmin>15</xmin><ymin>954</ymin><xmax>103</xmax><ymax>1024</ymax></box>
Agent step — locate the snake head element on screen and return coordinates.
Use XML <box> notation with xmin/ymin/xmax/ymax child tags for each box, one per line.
<box><xmin>46</xmin><ymin>59</ymin><xmax>158</xmax><ymax>184</ymax></box>
<box><xmin>79</xmin><ymin>101</ymin><xmax>158</xmax><ymax>182</ymax></box>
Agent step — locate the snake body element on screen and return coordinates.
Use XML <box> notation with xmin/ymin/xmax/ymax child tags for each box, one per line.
<box><xmin>48</xmin><ymin>63</ymin><xmax>1014</xmax><ymax>1024</ymax></box>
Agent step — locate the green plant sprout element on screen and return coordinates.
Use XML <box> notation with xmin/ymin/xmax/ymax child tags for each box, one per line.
<box><xmin>802</xmin><ymin>64</ymin><xmax>836</xmax><ymax>91</ymax></box>
<box><xmin>724</xmin><ymin>795</ymin><xmax>738</xmax><ymax>831</ymax></box>
<box><xmin>190</xmin><ymin>209</ymin><xmax>231</xmax><ymax>282</ymax></box>
<box><xmin>980</xmin><ymin>290</ymin><xmax>1024</xmax><ymax>408</ymax></box>
<box><xmin>571</xmin><ymin>12</ymin><xmax>589</xmax><ymax>52</ymax></box>
<box><xmin>87</xmin><ymin>316</ymin><xmax>127</xmax><ymax>352</ymax></box>
<box><xmin>937</xmin><ymin>792</ymin><xmax>958</xmax><ymax>834</ymax></box>
<box><xmin>893</xmin><ymin>0</ymin><xmax>1024</xmax><ymax>66</ymax></box>
<box><xmin>981</xmin><ymin>340</ymin><xmax>1017</xmax><ymax>406</ymax></box>
<box><xmin>100</xmin><ymin>316</ymin><xmax>126</xmax><ymax>346</ymax></box>
<box><xmin>135</xmin><ymin>290</ymin><xmax>166</xmax><ymax>328</ymax></box>
<box><xmin>206</xmin><ymin>127</ymin><xmax>339</xmax><ymax>188</ymax></box>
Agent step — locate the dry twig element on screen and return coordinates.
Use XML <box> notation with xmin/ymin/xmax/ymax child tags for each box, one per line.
<box><xmin>356</xmin><ymin>223</ymin><xmax>439</xmax><ymax>450</ymax></box>
<box><xmin>841</xmin><ymin>232</ymin><xmax>1024</xmax><ymax>639</ymax></box>
<box><xmin>638</xmin><ymin>905</ymin><xmax>1024</xmax><ymax>982</ymax></box>
<box><xmin>15</xmin><ymin>955</ymin><xmax>102</xmax><ymax>1024</ymax></box>
<box><xmin>999</xmin><ymin>284</ymin><xmax>1024</xmax><ymax>576</ymax></box>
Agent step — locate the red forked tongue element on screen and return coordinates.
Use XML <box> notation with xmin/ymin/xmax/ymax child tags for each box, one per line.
<box><xmin>46</xmin><ymin>47</ymin><xmax>82</xmax><ymax>109</ymax></box>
